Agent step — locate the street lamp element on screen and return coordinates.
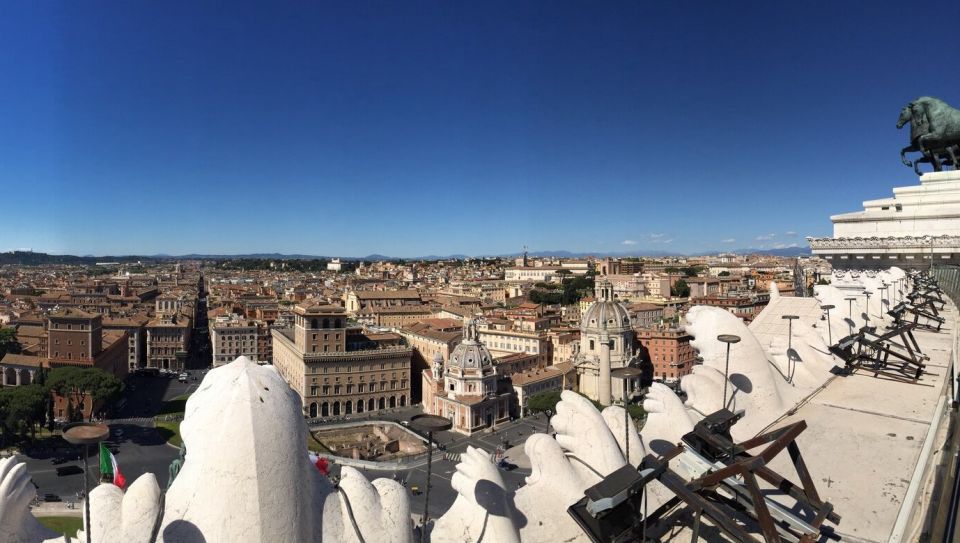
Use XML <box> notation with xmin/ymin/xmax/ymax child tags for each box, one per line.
<box><xmin>781</xmin><ymin>315</ymin><xmax>799</xmax><ymax>383</ymax></box>
<box><xmin>409</xmin><ymin>414</ymin><xmax>453</xmax><ymax>543</ymax></box>
<box><xmin>611</xmin><ymin>366</ymin><xmax>644</xmax><ymax>466</ymax></box>
<box><xmin>863</xmin><ymin>290</ymin><xmax>873</xmax><ymax>326</ymax></box>
<box><xmin>845</xmin><ymin>297</ymin><xmax>857</xmax><ymax>335</ymax></box>
<box><xmin>63</xmin><ymin>422</ymin><xmax>110</xmax><ymax>543</ymax></box>
<box><xmin>717</xmin><ymin>334</ymin><xmax>741</xmax><ymax>411</ymax></box>
<box><xmin>820</xmin><ymin>304</ymin><xmax>835</xmax><ymax>346</ymax></box>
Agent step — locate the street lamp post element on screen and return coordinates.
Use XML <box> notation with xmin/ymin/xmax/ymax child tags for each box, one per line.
<box><xmin>820</xmin><ymin>304</ymin><xmax>835</xmax><ymax>346</ymax></box>
<box><xmin>717</xmin><ymin>334</ymin><xmax>741</xmax><ymax>411</ymax></box>
<box><xmin>782</xmin><ymin>315</ymin><xmax>799</xmax><ymax>383</ymax></box>
<box><xmin>63</xmin><ymin>423</ymin><xmax>110</xmax><ymax>543</ymax></box>
<box><xmin>845</xmin><ymin>297</ymin><xmax>857</xmax><ymax>335</ymax></box>
<box><xmin>409</xmin><ymin>414</ymin><xmax>453</xmax><ymax>543</ymax></box>
<box><xmin>611</xmin><ymin>366</ymin><xmax>644</xmax><ymax>466</ymax></box>
<box><xmin>863</xmin><ymin>290</ymin><xmax>873</xmax><ymax>326</ymax></box>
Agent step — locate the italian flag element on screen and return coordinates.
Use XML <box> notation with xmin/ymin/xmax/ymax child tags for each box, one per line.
<box><xmin>99</xmin><ymin>443</ymin><xmax>126</xmax><ymax>489</ymax></box>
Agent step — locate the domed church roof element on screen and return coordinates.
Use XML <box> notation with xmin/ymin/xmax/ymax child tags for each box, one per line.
<box><xmin>581</xmin><ymin>279</ymin><xmax>632</xmax><ymax>332</ymax></box>
<box><xmin>448</xmin><ymin>319</ymin><xmax>495</xmax><ymax>372</ymax></box>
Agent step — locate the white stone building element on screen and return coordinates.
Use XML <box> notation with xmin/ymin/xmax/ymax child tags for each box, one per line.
<box><xmin>574</xmin><ymin>280</ymin><xmax>642</xmax><ymax>405</ymax></box>
<box><xmin>421</xmin><ymin>320</ymin><xmax>512</xmax><ymax>434</ymax></box>
<box><xmin>210</xmin><ymin>315</ymin><xmax>259</xmax><ymax>366</ymax></box>
<box><xmin>810</xmin><ymin>170</ymin><xmax>960</xmax><ymax>268</ymax></box>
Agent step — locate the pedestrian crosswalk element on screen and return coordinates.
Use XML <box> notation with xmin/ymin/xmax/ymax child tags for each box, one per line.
<box><xmin>443</xmin><ymin>452</ymin><xmax>461</xmax><ymax>462</ymax></box>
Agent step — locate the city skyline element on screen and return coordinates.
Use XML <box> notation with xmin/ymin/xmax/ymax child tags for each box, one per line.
<box><xmin>2</xmin><ymin>2</ymin><xmax>959</xmax><ymax>256</ymax></box>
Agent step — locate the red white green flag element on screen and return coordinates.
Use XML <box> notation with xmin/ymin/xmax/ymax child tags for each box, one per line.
<box><xmin>99</xmin><ymin>442</ymin><xmax>126</xmax><ymax>489</ymax></box>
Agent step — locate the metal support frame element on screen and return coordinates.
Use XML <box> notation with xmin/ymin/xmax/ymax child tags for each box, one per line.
<box><xmin>568</xmin><ymin>409</ymin><xmax>840</xmax><ymax>543</ymax></box>
<box><xmin>829</xmin><ymin>322</ymin><xmax>928</xmax><ymax>382</ymax></box>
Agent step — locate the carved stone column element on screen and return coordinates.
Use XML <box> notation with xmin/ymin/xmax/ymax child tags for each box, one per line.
<box><xmin>15</xmin><ymin>368</ymin><xmax>22</xmax><ymax>386</ymax></box>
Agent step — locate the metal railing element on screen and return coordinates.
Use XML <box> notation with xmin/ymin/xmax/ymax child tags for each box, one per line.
<box><xmin>903</xmin><ymin>266</ymin><xmax>960</xmax><ymax>541</ymax></box>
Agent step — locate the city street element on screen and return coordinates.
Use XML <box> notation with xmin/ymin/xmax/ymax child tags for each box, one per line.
<box><xmin>18</xmin><ymin>372</ymin><xmax>203</xmax><ymax>504</ymax></box>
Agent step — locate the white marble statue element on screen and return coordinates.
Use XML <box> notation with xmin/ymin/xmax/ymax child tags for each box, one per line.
<box><xmin>681</xmin><ymin>306</ymin><xmax>793</xmax><ymax>439</ymax></box>
<box><xmin>0</xmin><ymin>456</ymin><xmax>56</xmax><ymax>543</ymax></box>
<box><xmin>437</xmin><ymin>391</ymin><xmax>644</xmax><ymax>543</ymax></box>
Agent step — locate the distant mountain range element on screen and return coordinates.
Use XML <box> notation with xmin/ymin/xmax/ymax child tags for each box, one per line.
<box><xmin>0</xmin><ymin>246</ymin><xmax>811</xmax><ymax>266</ymax></box>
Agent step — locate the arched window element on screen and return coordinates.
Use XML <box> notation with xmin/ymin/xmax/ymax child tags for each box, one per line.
<box><xmin>399</xmin><ymin>395</ymin><xmax>406</xmax><ymax>407</ymax></box>
<box><xmin>356</xmin><ymin>400</ymin><xmax>364</xmax><ymax>413</ymax></box>
<box><xmin>309</xmin><ymin>402</ymin><xmax>318</xmax><ymax>418</ymax></box>
<box><xmin>345</xmin><ymin>401</ymin><xmax>352</xmax><ymax>415</ymax></box>
<box><xmin>333</xmin><ymin>402</ymin><xmax>341</xmax><ymax>416</ymax></box>
<box><xmin>321</xmin><ymin>402</ymin><xmax>329</xmax><ymax>417</ymax></box>
<box><xmin>378</xmin><ymin>397</ymin><xmax>385</xmax><ymax>410</ymax></box>
<box><xmin>335</xmin><ymin>319</ymin><xmax>342</xmax><ymax>328</ymax></box>
<box><xmin>311</xmin><ymin>319</ymin><xmax>318</xmax><ymax>329</ymax></box>
<box><xmin>322</xmin><ymin>318</ymin><xmax>330</xmax><ymax>329</ymax></box>
<box><xmin>389</xmin><ymin>396</ymin><xmax>396</xmax><ymax>408</ymax></box>
<box><xmin>368</xmin><ymin>398</ymin><xmax>375</xmax><ymax>412</ymax></box>
<box><xmin>589</xmin><ymin>340</ymin><xmax>595</xmax><ymax>350</ymax></box>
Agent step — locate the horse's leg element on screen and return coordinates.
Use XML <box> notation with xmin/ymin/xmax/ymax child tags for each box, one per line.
<box><xmin>947</xmin><ymin>147</ymin><xmax>960</xmax><ymax>170</ymax></box>
<box><xmin>933</xmin><ymin>152</ymin><xmax>943</xmax><ymax>171</ymax></box>
<box><xmin>901</xmin><ymin>145</ymin><xmax>916</xmax><ymax>167</ymax></box>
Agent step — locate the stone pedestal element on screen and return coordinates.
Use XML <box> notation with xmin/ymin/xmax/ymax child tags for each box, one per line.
<box><xmin>809</xmin><ymin>170</ymin><xmax>960</xmax><ymax>268</ymax></box>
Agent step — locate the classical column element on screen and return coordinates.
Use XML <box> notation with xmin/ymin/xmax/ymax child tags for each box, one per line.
<box><xmin>28</xmin><ymin>369</ymin><xmax>36</xmax><ymax>385</ymax></box>
<box><xmin>0</xmin><ymin>366</ymin><xmax>6</xmax><ymax>386</ymax></box>
<box><xmin>15</xmin><ymin>368</ymin><xmax>22</xmax><ymax>386</ymax></box>
<box><xmin>599</xmin><ymin>332</ymin><xmax>612</xmax><ymax>406</ymax></box>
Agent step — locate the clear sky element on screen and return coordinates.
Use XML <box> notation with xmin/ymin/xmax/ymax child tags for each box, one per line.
<box><xmin>2</xmin><ymin>1</ymin><xmax>958</xmax><ymax>257</ymax></box>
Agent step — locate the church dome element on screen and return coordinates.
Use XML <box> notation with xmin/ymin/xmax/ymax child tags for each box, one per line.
<box><xmin>448</xmin><ymin>319</ymin><xmax>495</xmax><ymax>372</ymax></box>
<box><xmin>582</xmin><ymin>280</ymin><xmax>631</xmax><ymax>332</ymax></box>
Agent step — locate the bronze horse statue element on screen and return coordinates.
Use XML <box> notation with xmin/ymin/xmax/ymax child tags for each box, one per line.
<box><xmin>898</xmin><ymin>96</ymin><xmax>960</xmax><ymax>173</ymax></box>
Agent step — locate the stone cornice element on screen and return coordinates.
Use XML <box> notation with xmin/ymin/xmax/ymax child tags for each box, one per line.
<box><xmin>806</xmin><ymin>235</ymin><xmax>960</xmax><ymax>250</ymax></box>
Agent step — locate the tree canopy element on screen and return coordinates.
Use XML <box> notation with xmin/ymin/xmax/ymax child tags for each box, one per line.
<box><xmin>0</xmin><ymin>327</ymin><xmax>22</xmax><ymax>359</ymax></box>
<box><xmin>526</xmin><ymin>390</ymin><xmax>563</xmax><ymax>414</ymax></box>
<box><xmin>671</xmin><ymin>279</ymin><xmax>690</xmax><ymax>298</ymax></box>
<box><xmin>0</xmin><ymin>384</ymin><xmax>48</xmax><ymax>444</ymax></box>
<box><xmin>47</xmin><ymin>366</ymin><xmax>123</xmax><ymax>421</ymax></box>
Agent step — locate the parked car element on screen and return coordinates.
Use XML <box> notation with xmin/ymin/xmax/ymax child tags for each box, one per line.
<box><xmin>56</xmin><ymin>466</ymin><xmax>83</xmax><ymax>477</ymax></box>
<box><xmin>178</xmin><ymin>373</ymin><xmax>189</xmax><ymax>383</ymax></box>
<box><xmin>43</xmin><ymin>493</ymin><xmax>61</xmax><ymax>502</ymax></box>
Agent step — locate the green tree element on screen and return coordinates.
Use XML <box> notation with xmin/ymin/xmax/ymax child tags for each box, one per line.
<box><xmin>671</xmin><ymin>279</ymin><xmax>690</xmax><ymax>298</ymax></box>
<box><xmin>0</xmin><ymin>384</ymin><xmax>47</xmax><ymax>443</ymax></box>
<box><xmin>0</xmin><ymin>327</ymin><xmax>22</xmax><ymax>359</ymax></box>
<box><xmin>526</xmin><ymin>390</ymin><xmax>564</xmax><ymax>414</ymax></box>
<box><xmin>718</xmin><ymin>271</ymin><xmax>731</xmax><ymax>277</ymax></box>
<box><xmin>47</xmin><ymin>367</ymin><xmax>123</xmax><ymax>421</ymax></box>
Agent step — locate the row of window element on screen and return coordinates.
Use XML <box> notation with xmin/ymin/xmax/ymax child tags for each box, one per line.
<box><xmin>308</xmin><ymin>380</ymin><xmax>407</xmax><ymax>396</ymax></box>
<box><xmin>308</xmin><ymin>361</ymin><xmax>403</xmax><ymax>374</ymax></box>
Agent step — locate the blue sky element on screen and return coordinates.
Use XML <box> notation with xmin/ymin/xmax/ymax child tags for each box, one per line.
<box><xmin>1</xmin><ymin>1</ymin><xmax>958</xmax><ymax>257</ymax></box>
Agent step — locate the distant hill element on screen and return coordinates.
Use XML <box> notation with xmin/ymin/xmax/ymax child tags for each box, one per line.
<box><xmin>0</xmin><ymin>251</ymin><xmax>148</xmax><ymax>266</ymax></box>
<box><xmin>1</xmin><ymin>245</ymin><xmax>811</xmax><ymax>266</ymax></box>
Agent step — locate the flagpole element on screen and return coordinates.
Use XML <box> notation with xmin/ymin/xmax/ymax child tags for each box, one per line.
<box><xmin>63</xmin><ymin>423</ymin><xmax>109</xmax><ymax>543</ymax></box>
